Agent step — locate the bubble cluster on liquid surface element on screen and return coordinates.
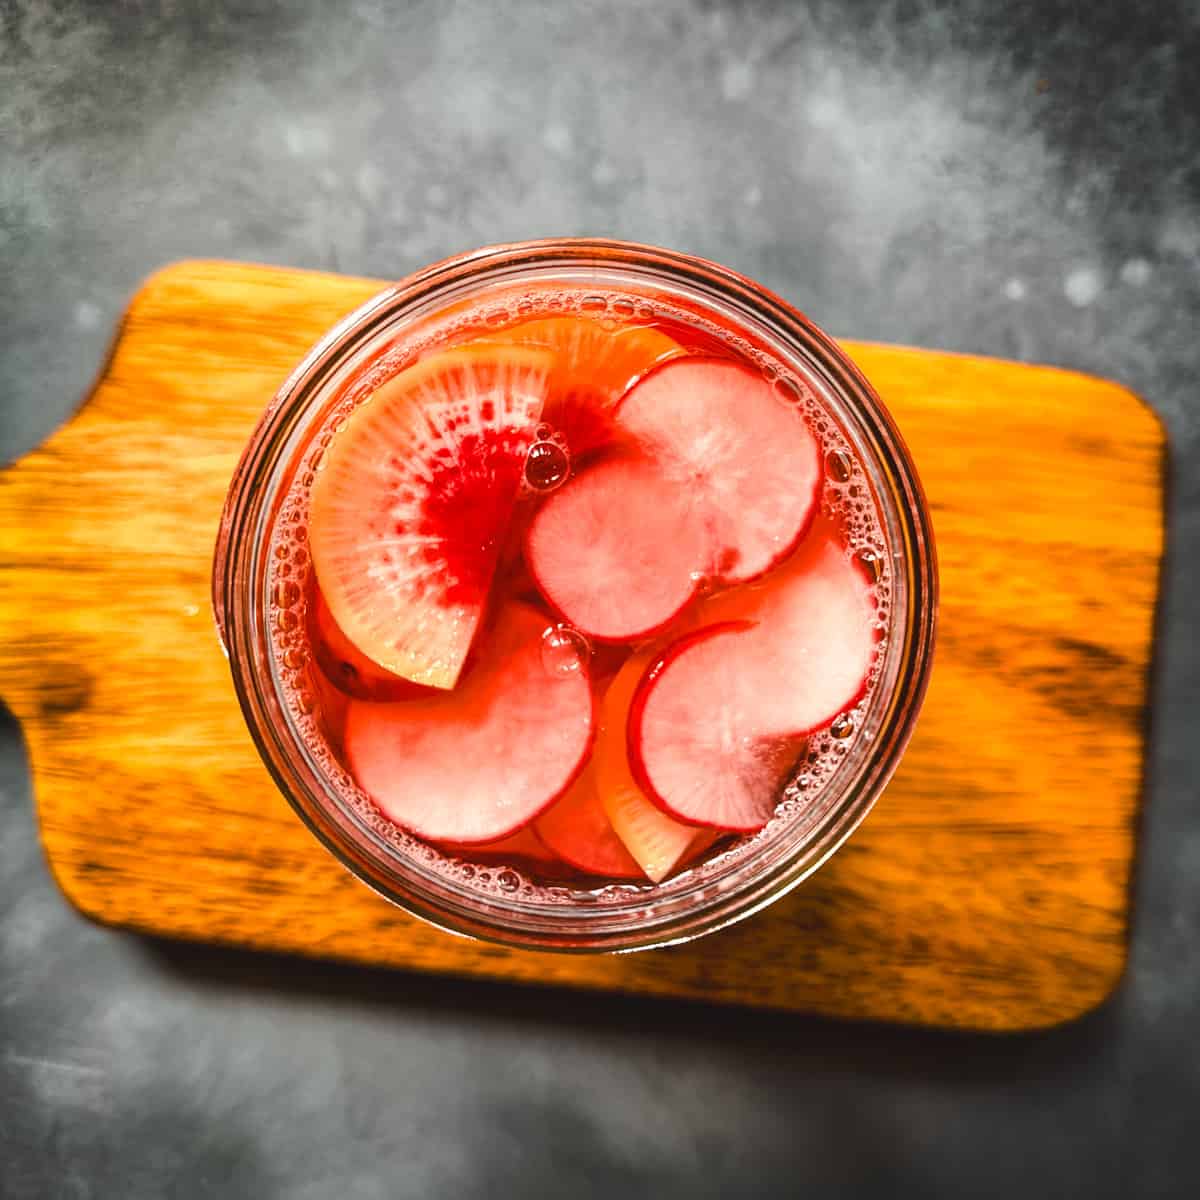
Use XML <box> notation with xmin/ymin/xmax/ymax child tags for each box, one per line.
<box><xmin>264</xmin><ymin>284</ymin><xmax>896</xmax><ymax>904</ymax></box>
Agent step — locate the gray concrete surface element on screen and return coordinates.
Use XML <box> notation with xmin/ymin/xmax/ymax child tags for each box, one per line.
<box><xmin>3</xmin><ymin>1</ymin><xmax>1198</xmax><ymax>1196</ymax></box>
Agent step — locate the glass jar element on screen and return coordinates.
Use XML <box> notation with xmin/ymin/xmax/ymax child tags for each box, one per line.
<box><xmin>213</xmin><ymin>238</ymin><xmax>937</xmax><ymax>952</ymax></box>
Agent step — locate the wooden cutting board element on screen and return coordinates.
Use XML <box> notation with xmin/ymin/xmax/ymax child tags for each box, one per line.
<box><xmin>0</xmin><ymin>260</ymin><xmax>1164</xmax><ymax>1032</ymax></box>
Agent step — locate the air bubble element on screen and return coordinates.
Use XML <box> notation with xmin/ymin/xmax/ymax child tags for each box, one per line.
<box><xmin>525</xmin><ymin>439</ymin><xmax>570</xmax><ymax>492</ymax></box>
<box><xmin>276</xmin><ymin>608</ymin><xmax>300</xmax><ymax>632</ymax></box>
<box><xmin>856</xmin><ymin>548</ymin><xmax>883</xmax><ymax>583</ymax></box>
<box><xmin>283</xmin><ymin>646</ymin><xmax>306</xmax><ymax>671</ymax></box>
<box><xmin>581</xmin><ymin>295</ymin><xmax>607</xmax><ymax>312</ymax></box>
<box><xmin>773</xmin><ymin>377</ymin><xmax>803</xmax><ymax>405</ymax></box>
<box><xmin>485</xmin><ymin>308</ymin><xmax>510</xmax><ymax>327</ymax></box>
<box><xmin>498</xmin><ymin>870</ymin><xmax>520</xmax><ymax>892</ymax></box>
<box><xmin>612</xmin><ymin>299</ymin><xmax>636</xmax><ymax>317</ymax></box>
<box><xmin>830</xmin><ymin>712</ymin><xmax>855</xmax><ymax>739</ymax></box>
<box><xmin>274</xmin><ymin>580</ymin><xmax>301</xmax><ymax>608</ymax></box>
<box><xmin>825</xmin><ymin>449</ymin><xmax>853</xmax><ymax>483</ymax></box>
<box><xmin>541</xmin><ymin>623</ymin><xmax>589</xmax><ymax>677</ymax></box>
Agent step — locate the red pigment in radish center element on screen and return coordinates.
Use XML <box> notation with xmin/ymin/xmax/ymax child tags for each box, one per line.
<box><xmin>414</xmin><ymin>429</ymin><xmax>531</xmax><ymax>607</ymax></box>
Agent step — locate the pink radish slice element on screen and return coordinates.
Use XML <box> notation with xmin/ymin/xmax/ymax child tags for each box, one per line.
<box><xmin>629</xmin><ymin>622</ymin><xmax>802</xmax><ymax>832</ymax></box>
<box><xmin>344</xmin><ymin>603</ymin><xmax>594</xmax><ymax>844</ymax></box>
<box><xmin>615</xmin><ymin>357</ymin><xmax>822</xmax><ymax>583</ymax></box>
<box><xmin>629</xmin><ymin>530</ymin><xmax>877</xmax><ymax>832</ymax></box>
<box><xmin>534</xmin><ymin>762</ymin><xmax>645</xmax><ymax>879</ymax></box>
<box><xmin>524</xmin><ymin>456</ymin><xmax>706</xmax><ymax>642</ymax></box>
<box><xmin>691</xmin><ymin>524</ymin><xmax>879</xmax><ymax>736</ymax></box>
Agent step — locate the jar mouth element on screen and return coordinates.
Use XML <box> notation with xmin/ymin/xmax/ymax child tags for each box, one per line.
<box><xmin>214</xmin><ymin>238</ymin><xmax>938</xmax><ymax>952</ymax></box>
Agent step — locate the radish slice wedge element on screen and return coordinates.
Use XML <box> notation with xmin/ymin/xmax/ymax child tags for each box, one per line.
<box><xmin>535</xmin><ymin>762</ymin><xmax>644</xmax><ymax>879</ymax></box>
<box><xmin>475</xmin><ymin>314</ymin><xmax>684</xmax><ymax>459</ymax></box>
<box><xmin>310</xmin><ymin>344</ymin><xmax>551</xmax><ymax>690</ymax></box>
<box><xmin>594</xmin><ymin>647</ymin><xmax>708</xmax><ymax>882</ymax></box>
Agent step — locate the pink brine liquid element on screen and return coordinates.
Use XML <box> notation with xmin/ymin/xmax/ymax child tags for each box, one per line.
<box><xmin>267</xmin><ymin>284</ymin><xmax>891</xmax><ymax>893</ymax></box>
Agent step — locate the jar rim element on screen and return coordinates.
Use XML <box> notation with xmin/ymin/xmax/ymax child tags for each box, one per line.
<box><xmin>214</xmin><ymin>238</ymin><xmax>938</xmax><ymax>952</ymax></box>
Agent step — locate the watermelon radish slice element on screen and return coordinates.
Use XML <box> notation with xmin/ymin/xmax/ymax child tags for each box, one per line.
<box><xmin>476</xmin><ymin>315</ymin><xmax>683</xmax><ymax>459</ymax></box>
<box><xmin>629</xmin><ymin>530</ymin><xmax>877</xmax><ymax>831</ymax></box>
<box><xmin>594</xmin><ymin>647</ymin><xmax>708</xmax><ymax>882</ymax></box>
<box><xmin>344</xmin><ymin>603</ymin><xmax>595</xmax><ymax>844</ymax></box>
<box><xmin>307</xmin><ymin>585</ymin><xmax>430</xmax><ymax>702</ymax></box>
<box><xmin>524</xmin><ymin>456</ymin><xmax>706</xmax><ymax>641</ymax></box>
<box><xmin>616</xmin><ymin>357</ymin><xmax>822</xmax><ymax>583</ymax></box>
<box><xmin>310</xmin><ymin>344</ymin><xmax>552</xmax><ymax>690</ymax></box>
<box><xmin>534</xmin><ymin>761</ymin><xmax>644</xmax><ymax>879</ymax></box>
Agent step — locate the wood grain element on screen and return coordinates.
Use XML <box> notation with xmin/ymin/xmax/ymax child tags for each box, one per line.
<box><xmin>0</xmin><ymin>260</ymin><xmax>1164</xmax><ymax>1032</ymax></box>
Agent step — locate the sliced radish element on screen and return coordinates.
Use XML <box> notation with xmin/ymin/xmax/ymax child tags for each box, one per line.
<box><xmin>594</xmin><ymin>646</ymin><xmax>708</xmax><ymax>882</ymax></box>
<box><xmin>629</xmin><ymin>622</ymin><xmax>801</xmax><ymax>832</ymax></box>
<box><xmin>524</xmin><ymin>455</ymin><xmax>706</xmax><ymax>641</ymax></box>
<box><xmin>525</xmin><ymin>357</ymin><xmax>822</xmax><ymax>642</ymax></box>
<box><xmin>629</xmin><ymin>529</ymin><xmax>877</xmax><ymax>832</ymax></box>
<box><xmin>344</xmin><ymin>603</ymin><xmax>594</xmax><ymax>844</ymax></box>
<box><xmin>534</xmin><ymin>761</ymin><xmax>644</xmax><ymax>879</ymax></box>
<box><xmin>691</xmin><ymin>523</ymin><xmax>879</xmax><ymax>736</ymax></box>
<box><xmin>310</xmin><ymin>344</ymin><xmax>551</xmax><ymax>690</ymax></box>
<box><xmin>307</xmin><ymin>584</ymin><xmax>430</xmax><ymax>702</ymax></box>
<box><xmin>477</xmin><ymin>315</ymin><xmax>683</xmax><ymax>459</ymax></box>
<box><xmin>616</xmin><ymin>357</ymin><xmax>822</xmax><ymax>583</ymax></box>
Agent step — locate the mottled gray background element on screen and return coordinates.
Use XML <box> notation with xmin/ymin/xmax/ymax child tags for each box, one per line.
<box><xmin>2</xmin><ymin>1</ymin><xmax>1198</xmax><ymax>1196</ymax></box>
